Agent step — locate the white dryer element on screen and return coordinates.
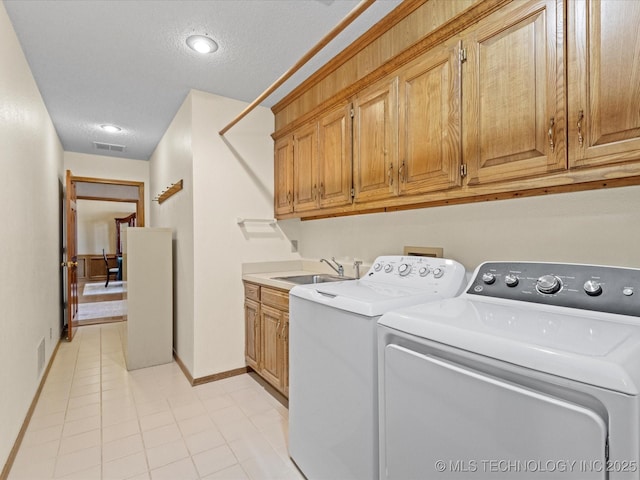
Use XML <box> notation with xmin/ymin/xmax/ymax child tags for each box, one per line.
<box><xmin>289</xmin><ymin>255</ymin><xmax>467</xmax><ymax>480</ymax></box>
<box><xmin>378</xmin><ymin>261</ymin><xmax>640</xmax><ymax>479</ymax></box>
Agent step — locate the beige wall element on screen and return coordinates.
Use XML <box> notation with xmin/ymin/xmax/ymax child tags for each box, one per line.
<box><xmin>296</xmin><ymin>185</ymin><xmax>640</xmax><ymax>271</ymax></box>
<box><xmin>0</xmin><ymin>2</ymin><xmax>64</xmax><ymax>469</ymax></box>
<box><xmin>149</xmin><ymin>92</ymin><xmax>196</xmax><ymax>374</ymax></box>
<box><xmin>64</xmin><ymin>151</ymin><xmax>150</xmax><ymax>224</ymax></box>
<box><xmin>76</xmin><ymin>200</ymin><xmax>136</xmax><ymax>254</ymax></box>
<box><xmin>190</xmin><ymin>91</ymin><xmax>300</xmax><ymax>378</ymax></box>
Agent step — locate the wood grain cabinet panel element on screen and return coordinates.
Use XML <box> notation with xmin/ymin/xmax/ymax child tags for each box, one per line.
<box><xmin>398</xmin><ymin>42</ymin><xmax>462</xmax><ymax>196</ymax></box>
<box><xmin>293</xmin><ymin>123</ymin><xmax>319</xmax><ymax>212</ymax></box>
<box><xmin>318</xmin><ymin>104</ymin><xmax>353</xmax><ymax>208</ymax></box>
<box><xmin>244</xmin><ymin>298</ymin><xmax>260</xmax><ymax>371</ymax></box>
<box><xmin>568</xmin><ymin>0</ymin><xmax>640</xmax><ymax>168</ymax></box>
<box><xmin>260</xmin><ymin>304</ymin><xmax>286</xmax><ymax>390</ymax></box>
<box><xmin>353</xmin><ymin>76</ymin><xmax>399</xmax><ymax>203</ymax></box>
<box><xmin>463</xmin><ymin>0</ymin><xmax>566</xmax><ymax>185</ymax></box>
<box><xmin>242</xmin><ymin>282</ymin><xmax>289</xmax><ymax>397</ymax></box>
<box><xmin>274</xmin><ymin>137</ymin><xmax>293</xmax><ymax>216</ymax></box>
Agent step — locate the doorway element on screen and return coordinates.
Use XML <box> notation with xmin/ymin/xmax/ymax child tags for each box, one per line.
<box><xmin>62</xmin><ymin>175</ymin><xmax>145</xmax><ymax>336</ymax></box>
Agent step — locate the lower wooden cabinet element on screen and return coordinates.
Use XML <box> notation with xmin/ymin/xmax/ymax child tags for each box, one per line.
<box><xmin>243</xmin><ymin>282</ymin><xmax>289</xmax><ymax>397</ymax></box>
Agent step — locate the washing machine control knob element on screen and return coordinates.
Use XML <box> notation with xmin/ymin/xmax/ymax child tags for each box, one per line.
<box><xmin>583</xmin><ymin>280</ymin><xmax>603</xmax><ymax>296</ymax></box>
<box><xmin>418</xmin><ymin>267</ymin><xmax>430</xmax><ymax>277</ymax></box>
<box><xmin>505</xmin><ymin>274</ymin><xmax>519</xmax><ymax>287</ymax></box>
<box><xmin>373</xmin><ymin>263</ymin><xmax>382</xmax><ymax>272</ymax></box>
<box><xmin>482</xmin><ymin>272</ymin><xmax>496</xmax><ymax>284</ymax></box>
<box><xmin>537</xmin><ymin>275</ymin><xmax>562</xmax><ymax>294</ymax></box>
<box><xmin>384</xmin><ymin>264</ymin><xmax>394</xmax><ymax>273</ymax></box>
<box><xmin>433</xmin><ymin>268</ymin><xmax>444</xmax><ymax>279</ymax></box>
<box><xmin>398</xmin><ymin>264</ymin><xmax>411</xmax><ymax>276</ymax></box>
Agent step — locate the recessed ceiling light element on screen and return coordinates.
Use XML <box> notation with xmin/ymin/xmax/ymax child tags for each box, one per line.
<box><xmin>186</xmin><ymin>35</ymin><xmax>218</xmax><ymax>54</ymax></box>
<box><xmin>100</xmin><ymin>124</ymin><xmax>121</xmax><ymax>133</ymax></box>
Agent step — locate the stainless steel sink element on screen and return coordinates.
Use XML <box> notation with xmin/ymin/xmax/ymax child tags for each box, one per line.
<box><xmin>272</xmin><ymin>274</ymin><xmax>355</xmax><ymax>285</ymax></box>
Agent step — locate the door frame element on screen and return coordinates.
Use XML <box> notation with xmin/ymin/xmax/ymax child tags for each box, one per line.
<box><xmin>72</xmin><ymin>175</ymin><xmax>145</xmax><ymax>227</ymax></box>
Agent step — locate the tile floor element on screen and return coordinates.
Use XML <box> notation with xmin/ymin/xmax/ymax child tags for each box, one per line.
<box><xmin>8</xmin><ymin>323</ymin><xmax>303</xmax><ymax>480</ymax></box>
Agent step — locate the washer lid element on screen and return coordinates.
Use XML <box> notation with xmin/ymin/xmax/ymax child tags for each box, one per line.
<box><xmin>379</xmin><ymin>297</ymin><xmax>640</xmax><ymax>394</ymax></box>
<box><xmin>290</xmin><ymin>280</ymin><xmax>451</xmax><ymax>317</ymax></box>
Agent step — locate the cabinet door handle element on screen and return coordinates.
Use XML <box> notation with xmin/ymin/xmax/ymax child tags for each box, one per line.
<box><xmin>319</xmin><ymin>182</ymin><xmax>325</xmax><ymax>198</ymax></box>
<box><xmin>388</xmin><ymin>163</ymin><xmax>394</xmax><ymax>186</ymax></box>
<box><xmin>399</xmin><ymin>160</ymin><xmax>407</xmax><ymax>183</ymax></box>
<box><xmin>548</xmin><ymin>117</ymin><xmax>555</xmax><ymax>153</ymax></box>
<box><xmin>286</xmin><ymin>191</ymin><xmax>292</xmax><ymax>205</ymax></box>
<box><xmin>312</xmin><ymin>184</ymin><xmax>317</xmax><ymax>201</ymax></box>
<box><xmin>577</xmin><ymin>110</ymin><xmax>584</xmax><ymax>147</ymax></box>
<box><xmin>276</xmin><ymin>319</ymin><xmax>281</xmax><ymax>339</ymax></box>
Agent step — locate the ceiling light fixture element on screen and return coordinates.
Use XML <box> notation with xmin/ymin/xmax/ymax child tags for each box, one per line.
<box><xmin>186</xmin><ymin>35</ymin><xmax>218</xmax><ymax>54</ymax></box>
<box><xmin>100</xmin><ymin>124</ymin><xmax>121</xmax><ymax>133</ymax></box>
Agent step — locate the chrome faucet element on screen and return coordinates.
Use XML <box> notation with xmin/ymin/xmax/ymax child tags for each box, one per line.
<box><xmin>320</xmin><ymin>257</ymin><xmax>344</xmax><ymax>277</ymax></box>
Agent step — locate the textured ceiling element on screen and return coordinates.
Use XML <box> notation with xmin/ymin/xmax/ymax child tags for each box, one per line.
<box><xmin>4</xmin><ymin>0</ymin><xmax>402</xmax><ymax>160</ymax></box>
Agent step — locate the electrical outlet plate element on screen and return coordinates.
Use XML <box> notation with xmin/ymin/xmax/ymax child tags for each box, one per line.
<box><xmin>291</xmin><ymin>240</ymin><xmax>298</xmax><ymax>253</ymax></box>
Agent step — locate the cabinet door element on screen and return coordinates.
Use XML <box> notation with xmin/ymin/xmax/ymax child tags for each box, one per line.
<box><xmin>353</xmin><ymin>76</ymin><xmax>398</xmax><ymax>203</ymax></box>
<box><xmin>244</xmin><ymin>298</ymin><xmax>260</xmax><ymax>371</ymax></box>
<box><xmin>293</xmin><ymin>123</ymin><xmax>319</xmax><ymax>212</ymax></box>
<box><xmin>463</xmin><ymin>0</ymin><xmax>566</xmax><ymax>185</ymax></box>
<box><xmin>568</xmin><ymin>0</ymin><xmax>640</xmax><ymax>168</ymax></box>
<box><xmin>319</xmin><ymin>104</ymin><xmax>353</xmax><ymax>208</ymax></box>
<box><xmin>398</xmin><ymin>42</ymin><xmax>462</xmax><ymax>196</ymax></box>
<box><xmin>282</xmin><ymin>313</ymin><xmax>289</xmax><ymax>397</ymax></box>
<box><xmin>274</xmin><ymin>136</ymin><xmax>293</xmax><ymax>216</ymax></box>
<box><xmin>260</xmin><ymin>304</ymin><xmax>284</xmax><ymax>389</ymax></box>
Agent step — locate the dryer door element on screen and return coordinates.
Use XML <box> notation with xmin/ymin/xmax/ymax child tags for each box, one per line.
<box><xmin>381</xmin><ymin>344</ymin><xmax>607</xmax><ymax>479</ymax></box>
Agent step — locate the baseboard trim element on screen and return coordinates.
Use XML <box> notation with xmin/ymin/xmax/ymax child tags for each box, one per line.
<box><xmin>1</xmin><ymin>339</ymin><xmax>61</xmax><ymax>480</ymax></box>
<box><xmin>172</xmin><ymin>351</ymin><xmax>248</xmax><ymax>386</ymax></box>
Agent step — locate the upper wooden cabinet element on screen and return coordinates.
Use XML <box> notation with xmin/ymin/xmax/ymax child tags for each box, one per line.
<box><xmin>353</xmin><ymin>76</ymin><xmax>398</xmax><ymax>203</ymax></box>
<box><xmin>293</xmin><ymin>123</ymin><xmax>319</xmax><ymax>213</ymax></box>
<box><xmin>398</xmin><ymin>42</ymin><xmax>462</xmax><ymax>196</ymax></box>
<box><xmin>318</xmin><ymin>104</ymin><xmax>353</xmax><ymax>208</ymax></box>
<box><xmin>463</xmin><ymin>0</ymin><xmax>566</xmax><ymax>185</ymax></box>
<box><xmin>568</xmin><ymin>0</ymin><xmax>640</xmax><ymax>168</ymax></box>
<box><xmin>274</xmin><ymin>136</ymin><xmax>293</xmax><ymax>216</ymax></box>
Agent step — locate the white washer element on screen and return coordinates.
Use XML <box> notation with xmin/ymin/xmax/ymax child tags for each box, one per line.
<box><xmin>378</xmin><ymin>261</ymin><xmax>640</xmax><ymax>480</ymax></box>
<box><xmin>288</xmin><ymin>255</ymin><xmax>467</xmax><ymax>480</ymax></box>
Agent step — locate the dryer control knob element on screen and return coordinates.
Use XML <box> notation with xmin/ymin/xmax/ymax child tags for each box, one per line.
<box><xmin>584</xmin><ymin>280</ymin><xmax>603</xmax><ymax>296</ymax></box>
<box><xmin>537</xmin><ymin>275</ymin><xmax>562</xmax><ymax>294</ymax></box>
<box><xmin>505</xmin><ymin>274</ymin><xmax>519</xmax><ymax>287</ymax></box>
<box><xmin>433</xmin><ymin>268</ymin><xmax>444</xmax><ymax>279</ymax></box>
<box><xmin>482</xmin><ymin>272</ymin><xmax>496</xmax><ymax>284</ymax></box>
<box><xmin>418</xmin><ymin>267</ymin><xmax>430</xmax><ymax>277</ymax></box>
<box><xmin>384</xmin><ymin>264</ymin><xmax>394</xmax><ymax>273</ymax></box>
<box><xmin>373</xmin><ymin>263</ymin><xmax>382</xmax><ymax>272</ymax></box>
<box><xmin>398</xmin><ymin>264</ymin><xmax>411</xmax><ymax>276</ymax></box>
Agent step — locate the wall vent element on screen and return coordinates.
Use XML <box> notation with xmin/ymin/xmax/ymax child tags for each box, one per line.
<box><xmin>37</xmin><ymin>338</ymin><xmax>45</xmax><ymax>377</ymax></box>
<box><xmin>93</xmin><ymin>141</ymin><xmax>126</xmax><ymax>152</ymax></box>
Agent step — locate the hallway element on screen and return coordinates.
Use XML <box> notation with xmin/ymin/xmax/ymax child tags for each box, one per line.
<box><xmin>8</xmin><ymin>324</ymin><xmax>300</xmax><ymax>480</ymax></box>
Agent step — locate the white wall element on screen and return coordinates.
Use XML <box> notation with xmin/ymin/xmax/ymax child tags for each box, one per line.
<box><xmin>64</xmin><ymin>151</ymin><xmax>150</xmax><ymax>223</ymax></box>
<box><xmin>149</xmin><ymin>92</ymin><xmax>196</xmax><ymax>374</ymax></box>
<box><xmin>296</xmin><ymin>186</ymin><xmax>640</xmax><ymax>270</ymax></box>
<box><xmin>0</xmin><ymin>2</ymin><xmax>63</xmax><ymax>469</ymax></box>
<box><xmin>76</xmin><ymin>200</ymin><xmax>136</xmax><ymax>254</ymax></box>
<box><xmin>190</xmin><ymin>90</ymin><xmax>300</xmax><ymax>378</ymax></box>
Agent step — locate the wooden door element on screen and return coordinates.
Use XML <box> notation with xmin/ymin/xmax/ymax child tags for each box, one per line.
<box><xmin>244</xmin><ymin>298</ymin><xmax>260</xmax><ymax>371</ymax></box>
<box><xmin>353</xmin><ymin>76</ymin><xmax>398</xmax><ymax>203</ymax></box>
<box><xmin>274</xmin><ymin>136</ymin><xmax>294</xmax><ymax>216</ymax></box>
<box><xmin>318</xmin><ymin>103</ymin><xmax>353</xmax><ymax>208</ymax></box>
<box><xmin>64</xmin><ymin>170</ymin><xmax>78</xmax><ymax>340</ymax></box>
<box><xmin>568</xmin><ymin>0</ymin><xmax>640</xmax><ymax>168</ymax></box>
<box><xmin>260</xmin><ymin>304</ymin><xmax>284</xmax><ymax>388</ymax></box>
<box><xmin>463</xmin><ymin>0</ymin><xmax>565</xmax><ymax>185</ymax></box>
<box><xmin>398</xmin><ymin>42</ymin><xmax>462</xmax><ymax>196</ymax></box>
<box><xmin>293</xmin><ymin>123</ymin><xmax>319</xmax><ymax>212</ymax></box>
